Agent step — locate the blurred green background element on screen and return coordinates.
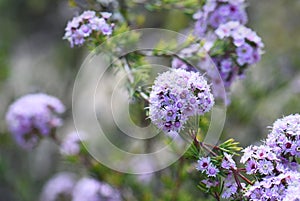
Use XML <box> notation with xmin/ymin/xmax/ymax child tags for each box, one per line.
<box><xmin>0</xmin><ymin>0</ymin><xmax>300</xmax><ymax>200</ymax></box>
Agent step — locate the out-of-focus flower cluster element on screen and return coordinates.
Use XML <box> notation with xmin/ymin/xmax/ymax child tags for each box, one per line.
<box><xmin>5</xmin><ymin>93</ymin><xmax>65</xmax><ymax>149</ymax></box>
<box><xmin>214</xmin><ymin>21</ymin><xmax>264</xmax><ymax>86</ymax></box>
<box><xmin>60</xmin><ymin>131</ymin><xmax>83</xmax><ymax>156</ymax></box>
<box><xmin>193</xmin><ymin>0</ymin><xmax>248</xmax><ymax>37</ymax></box>
<box><xmin>63</xmin><ymin>10</ymin><xmax>114</xmax><ymax>47</ymax></box>
<box><xmin>172</xmin><ymin>0</ymin><xmax>264</xmax><ymax>104</ymax></box>
<box><xmin>149</xmin><ymin>69</ymin><xmax>214</xmax><ymax>136</ymax></box>
<box><xmin>40</xmin><ymin>173</ymin><xmax>122</xmax><ymax>201</ymax></box>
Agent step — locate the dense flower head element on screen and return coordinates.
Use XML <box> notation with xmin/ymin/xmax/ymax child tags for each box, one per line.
<box><xmin>63</xmin><ymin>10</ymin><xmax>114</xmax><ymax>47</ymax></box>
<box><xmin>5</xmin><ymin>93</ymin><xmax>65</xmax><ymax>149</ymax></box>
<box><xmin>149</xmin><ymin>69</ymin><xmax>214</xmax><ymax>135</ymax></box>
<box><xmin>266</xmin><ymin>114</ymin><xmax>300</xmax><ymax>158</ymax></box>
<box><xmin>194</xmin><ymin>0</ymin><xmax>247</xmax><ymax>37</ymax></box>
<box><xmin>72</xmin><ymin>177</ymin><xmax>121</xmax><ymax>201</ymax></box>
<box><xmin>40</xmin><ymin>172</ymin><xmax>76</xmax><ymax>201</ymax></box>
<box><xmin>244</xmin><ymin>171</ymin><xmax>300</xmax><ymax>201</ymax></box>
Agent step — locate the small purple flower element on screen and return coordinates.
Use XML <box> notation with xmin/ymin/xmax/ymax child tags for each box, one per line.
<box><xmin>208</xmin><ymin>11</ymin><xmax>225</xmax><ymax>28</ymax></box>
<box><xmin>72</xmin><ymin>30</ymin><xmax>85</xmax><ymax>46</ymax></box>
<box><xmin>89</xmin><ymin>17</ymin><xmax>106</xmax><ymax>31</ymax></box>
<box><xmin>215</xmin><ymin>21</ymin><xmax>240</xmax><ymax>39</ymax></box>
<box><xmin>236</xmin><ymin>43</ymin><xmax>253</xmax><ymax>58</ymax></box>
<box><xmin>6</xmin><ymin>93</ymin><xmax>65</xmax><ymax>149</ymax></box>
<box><xmin>196</xmin><ymin>157</ymin><xmax>211</xmax><ymax>172</ymax></box>
<box><xmin>220</xmin><ymin>59</ymin><xmax>233</xmax><ymax>73</ymax></box>
<box><xmin>207</xmin><ymin>164</ymin><xmax>219</xmax><ymax>177</ymax></box>
<box><xmin>79</xmin><ymin>24</ymin><xmax>92</xmax><ymax>37</ymax></box>
<box><xmin>80</xmin><ymin>10</ymin><xmax>96</xmax><ymax>20</ymax></box>
<box><xmin>258</xmin><ymin>159</ymin><xmax>274</xmax><ymax>175</ymax></box>
<box><xmin>218</xmin><ymin>5</ymin><xmax>231</xmax><ymax>16</ymax></box>
<box><xmin>221</xmin><ymin>153</ymin><xmax>237</xmax><ymax>170</ymax></box>
<box><xmin>240</xmin><ymin>145</ymin><xmax>255</xmax><ymax>163</ymax></box>
<box><xmin>100</xmin><ymin>12</ymin><xmax>112</xmax><ymax>19</ymax></box>
<box><xmin>255</xmin><ymin>145</ymin><xmax>269</xmax><ymax>160</ymax></box>
<box><xmin>100</xmin><ymin>23</ymin><xmax>113</xmax><ymax>35</ymax></box>
<box><xmin>245</xmin><ymin>159</ymin><xmax>258</xmax><ymax>174</ymax></box>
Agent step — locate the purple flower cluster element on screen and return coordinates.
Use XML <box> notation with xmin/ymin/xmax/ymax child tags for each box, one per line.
<box><xmin>5</xmin><ymin>93</ymin><xmax>65</xmax><ymax>149</ymax></box>
<box><xmin>244</xmin><ymin>171</ymin><xmax>300</xmax><ymax>201</ymax></box>
<box><xmin>221</xmin><ymin>173</ymin><xmax>241</xmax><ymax>199</ymax></box>
<box><xmin>196</xmin><ymin>157</ymin><xmax>219</xmax><ymax>177</ymax></box>
<box><xmin>220</xmin><ymin>154</ymin><xmax>243</xmax><ymax>198</ymax></box>
<box><xmin>63</xmin><ymin>10</ymin><xmax>114</xmax><ymax>47</ymax></box>
<box><xmin>173</xmin><ymin>14</ymin><xmax>264</xmax><ymax>105</ymax></box>
<box><xmin>211</xmin><ymin>21</ymin><xmax>264</xmax><ymax>88</ymax></box>
<box><xmin>266</xmin><ymin>114</ymin><xmax>300</xmax><ymax>158</ymax></box>
<box><xmin>194</xmin><ymin>0</ymin><xmax>248</xmax><ymax>37</ymax></box>
<box><xmin>171</xmin><ymin>1</ymin><xmax>263</xmax><ymax>104</ymax></box>
<box><xmin>241</xmin><ymin>145</ymin><xmax>278</xmax><ymax>176</ymax></box>
<box><xmin>215</xmin><ymin>21</ymin><xmax>264</xmax><ymax>65</ymax></box>
<box><xmin>196</xmin><ymin>153</ymin><xmax>242</xmax><ymax>198</ymax></box>
<box><xmin>241</xmin><ymin>114</ymin><xmax>300</xmax><ymax>200</ymax></box>
<box><xmin>41</xmin><ymin>175</ymin><xmax>122</xmax><ymax>201</ymax></box>
<box><xmin>149</xmin><ymin>69</ymin><xmax>214</xmax><ymax>135</ymax></box>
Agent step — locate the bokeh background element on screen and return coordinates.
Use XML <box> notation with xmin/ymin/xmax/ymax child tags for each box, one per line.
<box><xmin>0</xmin><ymin>0</ymin><xmax>300</xmax><ymax>200</ymax></box>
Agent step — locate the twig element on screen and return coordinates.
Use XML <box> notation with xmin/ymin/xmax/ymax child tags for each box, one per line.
<box><xmin>121</xmin><ymin>57</ymin><xmax>134</xmax><ymax>84</ymax></box>
<box><xmin>199</xmin><ymin>142</ymin><xmax>218</xmax><ymax>157</ymax></box>
<box><xmin>232</xmin><ymin>169</ymin><xmax>243</xmax><ymax>190</ymax></box>
<box><xmin>237</xmin><ymin>172</ymin><xmax>254</xmax><ymax>185</ymax></box>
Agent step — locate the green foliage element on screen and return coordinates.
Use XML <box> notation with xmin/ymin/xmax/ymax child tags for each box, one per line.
<box><xmin>145</xmin><ymin>0</ymin><xmax>204</xmax><ymax>14</ymax></box>
<box><xmin>218</xmin><ymin>138</ymin><xmax>242</xmax><ymax>155</ymax></box>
